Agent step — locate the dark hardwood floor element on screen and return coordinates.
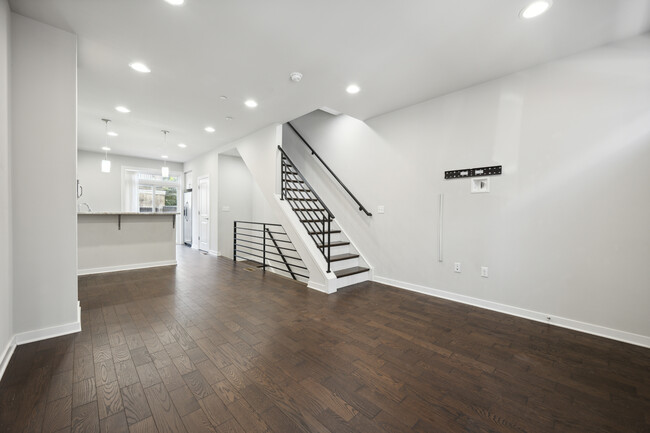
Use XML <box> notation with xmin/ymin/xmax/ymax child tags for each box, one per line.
<box><xmin>1</xmin><ymin>246</ymin><xmax>649</xmax><ymax>432</ymax></box>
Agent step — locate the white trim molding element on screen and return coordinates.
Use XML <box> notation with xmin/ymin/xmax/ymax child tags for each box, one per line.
<box><xmin>1</xmin><ymin>302</ymin><xmax>83</xmax><ymax>382</ymax></box>
<box><xmin>0</xmin><ymin>335</ymin><xmax>17</xmax><ymax>382</ymax></box>
<box><xmin>14</xmin><ymin>318</ymin><xmax>81</xmax><ymax>346</ymax></box>
<box><xmin>77</xmin><ymin>260</ymin><xmax>177</xmax><ymax>275</ymax></box>
<box><xmin>307</xmin><ymin>280</ymin><xmax>330</xmax><ymax>294</ymax></box>
<box><xmin>374</xmin><ymin>276</ymin><xmax>650</xmax><ymax>349</ymax></box>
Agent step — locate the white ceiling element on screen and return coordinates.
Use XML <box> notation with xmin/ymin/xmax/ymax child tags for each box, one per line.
<box><xmin>9</xmin><ymin>0</ymin><xmax>650</xmax><ymax>163</ymax></box>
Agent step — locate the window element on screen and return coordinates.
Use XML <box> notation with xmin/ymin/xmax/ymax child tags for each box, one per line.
<box><xmin>138</xmin><ymin>185</ymin><xmax>178</xmax><ymax>213</ymax></box>
<box><xmin>122</xmin><ymin>168</ymin><xmax>181</xmax><ymax>213</ymax></box>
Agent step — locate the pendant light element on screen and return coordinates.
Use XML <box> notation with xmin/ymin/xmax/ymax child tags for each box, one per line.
<box><xmin>101</xmin><ymin>118</ymin><xmax>111</xmax><ymax>173</ymax></box>
<box><xmin>161</xmin><ymin>130</ymin><xmax>170</xmax><ymax>178</ymax></box>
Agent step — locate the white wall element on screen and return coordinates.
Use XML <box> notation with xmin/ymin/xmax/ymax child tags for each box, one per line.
<box><xmin>11</xmin><ymin>14</ymin><xmax>79</xmax><ymax>336</ymax></box>
<box><xmin>285</xmin><ymin>33</ymin><xmax>650</xmax><ymax>343</ymax></box>
<box><xmin>216</xmin><ymin>153</ymin><xmax>278</xmax><ymax>259</ymax></box>
<box><xmin>217</xmin><ymin>155</ymin><xmax>253</xmax><ymax>258</ymax></box>
<box><xmin>0</xmin><ymin>0</ymin><xmax>13</xmax><ymax>370</ymax></box>
<box><xmin>77</xmin><ymin>150</ymin><xmax>183</xmax><ymax>212</ymax></box>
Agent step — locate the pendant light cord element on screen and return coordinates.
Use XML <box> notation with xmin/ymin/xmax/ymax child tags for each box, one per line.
<box><xmin>162</xmin><ymin>130</ymin><xmax>169</xmax><ymax>168</ymax></box>
<box><xmin>103</xmin><ymin>118</ymin><xmax>111</xmax><ymax>158</ymax></box>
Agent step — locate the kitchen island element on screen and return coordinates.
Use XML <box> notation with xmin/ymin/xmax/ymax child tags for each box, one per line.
<box><xmin>78</xmin><ymin>212</ymin><xmax>179</xmax><ymax>275</ymax></box>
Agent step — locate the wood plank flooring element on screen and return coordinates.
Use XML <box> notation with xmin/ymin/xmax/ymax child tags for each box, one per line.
<box><xmin>1</xmin><ymin>246</ymin><xmax>649</xmax><ymax>432</ymax></box>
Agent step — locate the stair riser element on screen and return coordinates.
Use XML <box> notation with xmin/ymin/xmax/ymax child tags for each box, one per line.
<box><xmin>329</xmin><ymin>257</ymin><xmax>359</xmax><ymax>271</ymax></box>
<box><xmin>333</xmin><ymin>270</ymin><xmax>371</xmax><ymax>290</ymax></box>
<box><xmin>308</xmin><ymin>232</ymin><xmax>343</xmax><ymax>243</ymax></box>
<box><xmin>320</xmin><ymin>244</ymin><xmax>350</xmax><ymax>257</ymax></box>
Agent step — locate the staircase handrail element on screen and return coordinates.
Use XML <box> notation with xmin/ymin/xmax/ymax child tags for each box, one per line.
<box><xmin>286</xmin><ymin>122</ymin><xmax>372</xmax><ymax>217</ymax></box>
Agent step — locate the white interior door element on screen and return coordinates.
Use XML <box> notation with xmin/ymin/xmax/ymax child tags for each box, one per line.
<box><xmin>198</xmin><ymin>176</ymin><xmax>209</xmax><ymax>252</ymax></box>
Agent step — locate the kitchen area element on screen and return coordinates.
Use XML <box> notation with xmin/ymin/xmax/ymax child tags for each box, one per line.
<box><xmin>76</xmin><ymin>149</ymin><xmax>193</xmax><ymax>275</ymax></box>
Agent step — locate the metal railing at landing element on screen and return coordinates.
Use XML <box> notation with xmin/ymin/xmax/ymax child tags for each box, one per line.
<box><xmin>233</xmin><ymin>220</ymin><xmax>308</xmax><ymax>281</ymax></box>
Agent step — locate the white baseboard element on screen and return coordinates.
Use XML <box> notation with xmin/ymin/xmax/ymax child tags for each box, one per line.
<box><xmin>0</xmin><ymin>302</ymin><xmax>83</xmax><ymax>382</ymax></box>
<box><xmin>373</xmin><ymin>276</ymin><xmax>650</xmax><ymax>349</ymax></box>
<box><xmin>208</xmin><ymin>250</ymin><xmax>220</xmax><ymax>257</ymax></box>
<box><xmin>14</xmin><ymin>318</ymin><xmax>82</xmax><ymax>346</ymax></box>
<box><xmin>307</xmin><ymin>280</ymin><xmax>332</xmax><ymax>294</ymax></box>
<box><xmin>0</xmin><ymin>335</ymin><xmax>17</xmax><ymax>382</ymax></box>
<box><xmin>77</xmin><ymin>260</ymin><xmax>177</xmax><ymax>275</ymax></box>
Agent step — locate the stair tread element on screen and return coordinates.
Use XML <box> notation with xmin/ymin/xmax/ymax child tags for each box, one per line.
<box><xmin>329</xmin><ymin>253</ymin><xmax>359</xmax><ymax>262</ymax></box>
<box><xmin>334</xmin><ymin>266</ymin><xmax>369</xmax><ymax>278</ymax></box>
<box><xmin>317</xmin><ymin>240</ymin><xmax>350</xmax><ymax>248</ymax></box>
<box><xmin>308</xmin><ymin>229</ymin><xmax>342</xmax><ymax>235</ymax></box>
<box><xmin>300</xmin><ymin>219</ymin><xmax>333</xmax><ymax>223</ymax></box>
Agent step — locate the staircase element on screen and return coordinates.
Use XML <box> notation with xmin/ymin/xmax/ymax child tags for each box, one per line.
<box><xmin>278</xmin><ymin>146</ymin><xmax>370</xmax><ymax>286</ymax></box>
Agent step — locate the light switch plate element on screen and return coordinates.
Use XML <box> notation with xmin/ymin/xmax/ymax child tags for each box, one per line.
<box><xmin>222</xmin><ymin>206</ymin><xmax>230</xmax><ymax>212</ymax></box>
<box><xmin>377</xmin><ymin>205</ymin><xmax>385</xmax><ymax>214</ymax></box>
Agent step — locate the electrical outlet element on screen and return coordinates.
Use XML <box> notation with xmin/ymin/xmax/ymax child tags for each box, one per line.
<box><xmin>454</xmin><ymin>262</ymin><xmax>461</xmax><ymax>273</ymax></box>
<box><xmin>377</xmin><ymin>205</ymin><xmax>385</xmax><ymax>214</ymax></box>
<box><xmin>481</xmin><ymin>266</ymin><xmax>488</xmax><ymax>278</ymax></box>
<box><xmin>471</xmin><ymin>177</ymin><xmax>490</xmax><ymax>193</ymax></box>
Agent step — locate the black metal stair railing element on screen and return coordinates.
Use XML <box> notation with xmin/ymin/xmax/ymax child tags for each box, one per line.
<box><xmin>233</xmin><ymin>220</ymin><xmax>308</xmax><ymax>280</ymax></box>
<box><xmin>277</xmin><ymin>146</ymin><xmax>334</xmax><ymax>272</ymax></box>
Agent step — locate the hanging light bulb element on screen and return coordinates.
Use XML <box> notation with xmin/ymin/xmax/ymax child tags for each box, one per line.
<box><xmin>161</xmin><ymin>130</ymin><xmax>170</xmax><ymax>178</ymax></box>
<box><xmin>101</xmin><ymin>158</ymin><xmax>111</xmax><ymax>173</ymax></box>
<box><xmin>101</xmin><ymin>119</ymin><xmax>112</xmax><ymax>173</ymax></box>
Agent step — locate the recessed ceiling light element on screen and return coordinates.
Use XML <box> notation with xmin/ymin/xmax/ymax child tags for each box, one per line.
<box><xmin>101</xmin><ymin>146</ymin><xmax>111</xmax><ymax>151</ymax></box>
<box><xmin>204</xmin><ymin>126</ymin><xmax>215</xmax><ymax>133</ymax></box>
<box><xmin>219</xmin><ymin>95</ymin><xmax>228</xmax><ymax>100</ymax></box>
<box><xmin>244</xmin><ymin>99</ymin><xmax>258</xmax><ymax>108</ymax></box>
<box><xmin>346</xmin><ymin>84</ymin><xmax>361</xmax><ymax>94</ymax></box>
<box><xmin>164</xmin><ymin>0</ymin><xmax>184</xmax><ymax>5</ymax></box>
<box><xmin>115</xmin><ymin>106</ymin><xmax>130</xmax><ymax>113</ymax></box>
<box><xmin>107</xmin><ymin>131</ymin><xmax>118</xmax><ymax>137</ymax></box>
<box><xmin>520</xmin><ymin>0</ymin><xmax>552</xmax><ymax>19</ymax></box>
<box><xmin>129</xmin><ymin>62</ymin><xmax>151</xmax><ymax>73</ymax></box>
<box><xmin>225</xmin><ymin>116</ymin><xmax>233</xmax><ymax>121</ymax></box>
<box><xmin>290</xmin><ymin>72</ymin><xmax>303</xmax><ymax>82</ymax></box>
<box><xmin>161</xmin><ymin>155</ymin><xmax>169</xmax><ymax>159</ymax></box>
<box><xmin>178</xmin><ymin>143</ymin><xmax>187</xmax><ymax>148</ymax></box>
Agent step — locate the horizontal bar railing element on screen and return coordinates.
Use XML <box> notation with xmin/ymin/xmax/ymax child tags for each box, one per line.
<box><xmin>233</xmin><ymin>220</ymin><xmax>309</xmax><ymax>280</ymax></box>
<box><xmin>286</xmin><ymin>122</ymin><xmax>372</xmax><ymax>217</ymax></box>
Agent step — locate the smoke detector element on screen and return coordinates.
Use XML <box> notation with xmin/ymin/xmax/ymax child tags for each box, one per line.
<box><xmin>290</xmin><ymin>72</ymin><xmax>303</xmax><ymax>83</ymax></box>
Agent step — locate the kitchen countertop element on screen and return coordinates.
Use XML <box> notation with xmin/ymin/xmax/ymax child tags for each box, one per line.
<box><xmin>77</xmin><ymin>212</ymin><xmax>180</xmax><ymax>215</ymax></box>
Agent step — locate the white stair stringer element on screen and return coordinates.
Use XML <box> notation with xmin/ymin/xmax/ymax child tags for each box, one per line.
<box><xmin>275</xmin><ymin>195</ymin><xmax>371</xmax><ymax>292</ymax></box>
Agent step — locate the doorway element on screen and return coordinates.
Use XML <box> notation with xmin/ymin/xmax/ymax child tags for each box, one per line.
<box><xmin>197</xmin><ymin>175</ymin><xmax>210</xmax><ymax>252</ymax></box>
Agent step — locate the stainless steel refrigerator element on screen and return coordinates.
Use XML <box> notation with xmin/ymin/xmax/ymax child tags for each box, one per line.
<box><xmin>183</xmin><ymin>190</ymin><xmax>192</xmax><ymax>246</ymax></box>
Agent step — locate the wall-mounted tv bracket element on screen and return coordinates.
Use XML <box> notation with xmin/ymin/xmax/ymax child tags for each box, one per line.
<box><xmin>444</xmin><ymin>165</ymin><xmax>502</xmax><ymax>179</ymax></box>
